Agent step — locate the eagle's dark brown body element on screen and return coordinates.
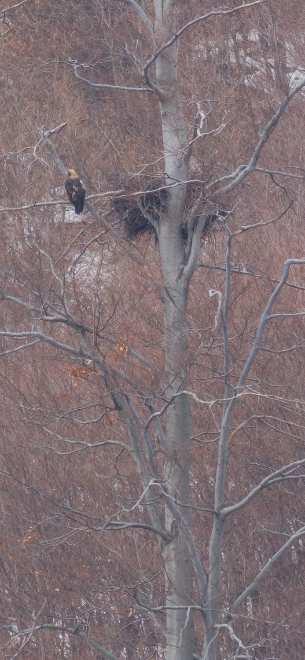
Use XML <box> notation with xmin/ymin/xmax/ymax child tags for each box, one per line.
<box><xmin>65</xmin><ymin>169</ymin><xmax>86</xmax><ymax>214</ymax></box>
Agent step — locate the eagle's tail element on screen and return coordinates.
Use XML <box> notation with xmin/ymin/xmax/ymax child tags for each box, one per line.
<box><xmin>74</xmin><ymin>196</ymin><xmax>85</xmax><ymax>214</ymax></box>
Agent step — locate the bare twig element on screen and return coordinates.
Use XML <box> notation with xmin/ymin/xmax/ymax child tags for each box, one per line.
<box><xmin>209</xmin><ymin>76</ymin><xmax>305</xmax><ymax>194</ymax></box>
<box><xmin>215</xmin><ymin>623</ymin><xmax>255</xmax><ymax>659</ymax></box>
<box><xmin>126</xmin><ymin>0</ymin><xmax>153</xmax><ymax>34</ymax></box>
<box><xmin>8</xmin><ymin>622</ymin><xmax>118</xmax><ymax>659</ymax></box>
<box><xmin>236</xmin><ymin>201</ymin><xmax>293</xmax><ymax>234</ymax></box>
<box><xmin>238</xmin><ymin>259</ymin><xmax>305</xmax><ymax>387</ymax></box>
<box><xmin>0</xmin><ymin>340</ymin><xmax>40</xmax><ymax>356</ymax></box>
<box><xmin>1</xmin><ymin>0</ymin><xmax>30</xmax><ymax>14</ymax></box>
<box><xmin>255</xmin><ymin>166</ymin><xmax>305</xmax><ymax>179</ymax></box>
<box><xmin>222</xmin><ymin>456</ymin><xmax>305</xmax><ymax>517</ymax></box>
<box><xmin>71</xmin><ymin>60</ymin><xmax>152</xmax><ymax>93</ymax></box>
<box><xmin>0</xmin><ymin>331</ymin><xmax>89</xmax><ymax>359</ymax></box>
<box><xmin>231</xmin><ymin>525</ymin><xmax>305</xmax><ymax>612</ymax></box>
<box><xmin>11</xmin><ymin>600</ymin><xmax>47</xmax><ymax>659</ymax></box>
<box><xmin>144</xmin><ymin>0</ymin><xmax>268</xmax><ymax>87</ymax></box>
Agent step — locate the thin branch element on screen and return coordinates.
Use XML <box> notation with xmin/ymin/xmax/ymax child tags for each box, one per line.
<box><xmin>122</xmin><ymin>478</ymin><xmax>156</xmax><ymax>513</ymax></box>
<box><xmin>144</xmin><ymin>398</ymin><xmax>173</xmax><ymax>433</ymax></box>
<box><xmin>71</xmin><ymin>61</ymin><xmax>152</xmax><ymax>93</ymax></box>
<box><xmin>0</xmin><ymin>288</ymin><xmax>87</xmax><ymax>333</ymax></box>
<box><xmin>222</xmin><ymin>456</ymin><xmax>305</xmax><ymax>517</ymax></box>
<box><xmin>54</xmin><ymin>227</ymin><xmax>87</xmax><ymax>265</ymax></box>
<box><xmin>1</xmin><ymin>0</ymin><xmax>30</xmax><ymax>14</ymax></box>
<box><xmin>235</xmin><ymin>201</ymin><xmax>292</xmax><ymax>234</ymax></box>
<box><xmin>0</xmin><ymin>331</ymin><xmax>87</xmax><ymax>359</ymax></box>
<box><xmin>144</xmin><ymin>0</ymin><xmax>268</xmax><ymax>86</ymax></box>
<box><xmin>268</xmin><ymin>310</ymin><xmax>305</xmax><ymax>319</ymax></box>
<box><xmin>209</xmin><ymin>75</ymin><xmax>305</xmax><ymax>194</ymax></box>
<box><xmin>100</xmin><ymin>519</ymin><xmax>169</xmax><ymax>543</ymax></box>
<box><xmin>263</xmin><ymin>342</ymin><xmax>305</xmax><ymax>356</ymax></box>
<box><xmin>135</xmin><ymin>599</ymin><xmax>203</xmax><ymax>614</ymax></box>
<box><xmin>0</xmin><ymin>290</ymin><xmax>40</xmax><ymax>314</ymax></box>
<box><xmin>255</xmin><ymin>166</ymin><xmax>305</xmax><ymax>179</ymax></box>
<box><xmin>68</xmin><ymin>228</ymin><xmax>109</xmax><ymax>269</ymax></box>
<box><xmin>238</xmin><ymin>259</ymin><xmax>305</xmax><ymax>387</ymax></box>
<box><xmin>0</xmin><ymin>340</ymin><xmax>40</xmax><ymax>356</ymax></box>
<box><xmin>231</xmin><ymin>525</ymin><xmax>305</xmax><ymax>612</ymax></box>
<box><xmin>215</xmin><ymin>623</ymin><xmax>255</xmax><ymax>659</ymax></box>
<box><xmin>126</xmin><ymin>0</ymin><xmax>153</xmax><ymax>34</ymax></box>
<box><xmin>10</xmin><ymin>601</ymin><xmax>47</xmax><ymax>659</ymax></box>
<box><xmin>39</xmin><ymin>122</ymin><xmax>68</xmax><ymax>176</ymax></box>
<box><xmin>182</xmin><ymin>212</ymin><xmax>211</xmax><ymax>281</ymax></box>
<box><xmin>42</xmin><ymin>439</ymin><xmax>131</xmax><ymax>457</ymax></box>
<box><xmin>199</xmin><ymin>261</ymin><xmax>305</xmax><ymax>292</ymax></box>
<box><xmin>202</xmin><ymin>630</ymin><xmax>220</xmax><ymax>660</ymax></box>
<box><xmin>8</xmin><ymin>623</ymin><xmax>118</xmax><ymax>660</ymax></box>
<box><xmin>0</xmin><ymin>468</ymin><xmax>126</xmax><ymax>530</ymax></box>
<box><xmin>34</xmin><ymin>243</ymin><xmax>66</xmax><ymax>301</ymax></box>
<box><xmin>0</xmin><ymin>289</ymin><xmax>157</xmax><ymax>376</ymax></box>
<box><xmin>160</xmin><ymin>488</ymin><xmax>214</xmax><ymax>515</ymax></box>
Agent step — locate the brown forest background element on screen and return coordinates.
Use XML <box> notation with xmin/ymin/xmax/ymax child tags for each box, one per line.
<box><xmin>1</xmin><ymin>0</ymin><xmax>305</xmax><ymax>658</ymax></box>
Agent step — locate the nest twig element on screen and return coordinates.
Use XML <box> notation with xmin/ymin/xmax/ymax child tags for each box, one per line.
<box><xmin>113</xmin><ymin>179</ymin><xmax>229</xmax><ymax>242</ymax></box>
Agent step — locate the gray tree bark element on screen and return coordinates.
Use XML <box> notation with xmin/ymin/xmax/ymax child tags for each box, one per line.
<box><xmin>153</xmin><ymin>2</ymin><xmax>195</xmax><ymax>658</ymax></box>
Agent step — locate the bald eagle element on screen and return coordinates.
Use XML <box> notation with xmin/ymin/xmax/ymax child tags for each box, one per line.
<box><xmin>65</xmin><ymin>169</ymin><xmax>86</xmax><ymax>214</ymax></box>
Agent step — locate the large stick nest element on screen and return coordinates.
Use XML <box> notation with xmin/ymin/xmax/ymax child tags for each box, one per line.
<box><xmin>112</xmin><ymin>179</ymin><xmax>229</xmax><ymax>242</ymax></box>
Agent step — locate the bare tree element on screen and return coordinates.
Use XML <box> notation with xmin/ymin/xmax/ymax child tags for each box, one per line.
<box><xmin>2</xmin><ymin>1</ymin><xmax>305</xmax><ymax>658</ymax></box>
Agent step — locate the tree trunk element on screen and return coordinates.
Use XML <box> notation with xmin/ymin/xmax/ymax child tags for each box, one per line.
<box><xmin>153</xmin><ymin>2</ymin><xmax>195</xmax><ymax>658</ymax></box>
<box><xmin>161</xmin><ymin>274</ymin><xmax>194</xmax><ymax>660</ymax></box>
